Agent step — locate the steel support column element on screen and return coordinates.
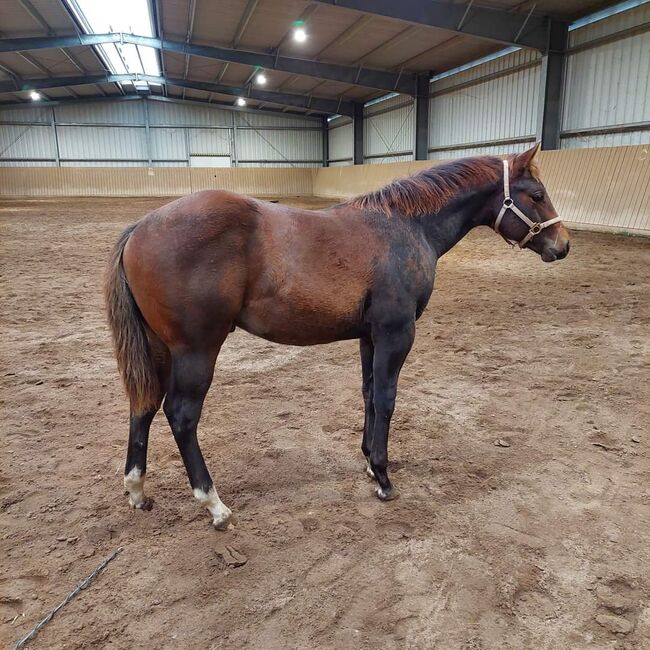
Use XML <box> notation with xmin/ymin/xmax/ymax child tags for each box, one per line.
<box><xmin>144</xmin><ymin>98</ymin><xmax>152</xmax><ymax>166</ymax></box>
<box><xmin>415</xmin><ymin>72</ymin><xmax>430</xmax><ymax>161</ymax></box>
<box><xmin>231</xmin><ymin>111</ymin><xmax>238</xmax><ymax>167</ymax></box>
<box><xmin>50</xmin><ymin>105</ymin><xmax>60</xmax><ymax>166</ymax></box>
<box><xmin>538</xmin><ymin>20</ymin><xmax>569</xmax><ymax>150</ymax></box>
<box><xmin>321</xmin><ymin>116</ymin><xmax>329</xmax><ymax>167</ymax></box>
<box><xmin>353</xmin><ymin>103</ymin><xmax>363</xmax><ymax>165</ymax></box>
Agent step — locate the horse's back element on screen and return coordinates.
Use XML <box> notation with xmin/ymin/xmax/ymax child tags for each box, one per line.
<box><xmin>119</xmin><ymin>190</ymin><xmax>394</xmax><ymax>347</ymax></box>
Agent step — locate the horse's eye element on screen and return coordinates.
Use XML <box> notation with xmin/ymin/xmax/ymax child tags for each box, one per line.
<box><xmin>531</xmin><ymin>192</ymin><xmax>544</xmax><ymax>203</ymax></box>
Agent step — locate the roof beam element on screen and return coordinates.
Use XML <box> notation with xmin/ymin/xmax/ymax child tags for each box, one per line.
<box><xmin>182</xmin><ymin>0</ymin><xmax>197</xmax><ymax>98</ymax></box>
<box><xmin>0</xmin><ymin>92</ymin><xmax>323</xmax><ymax>119</ymax></box>
<box><xmin>0</xmin><ymin>73</ymin><xmax>355</xmax><ymax>115</ymax></box>
<box><xmin>0</xmin><ymin>33</ymin><xmax>417</xmax><ymax>94</ymax></box>
<box><xmin>311</xmin><ymin>0</ymin><xmax>550</xmax><ymax>51</ymax></box>
<box><xmin>214</xmin><ymin>0</ymin><xmax>260</xmax><ymax>87</ymax></box>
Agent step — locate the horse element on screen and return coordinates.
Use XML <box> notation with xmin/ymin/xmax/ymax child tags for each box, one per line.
<box><xmin>105</xmin><ymin>143</ymin><xmax>570</xmax><ymax>529</ymax></box>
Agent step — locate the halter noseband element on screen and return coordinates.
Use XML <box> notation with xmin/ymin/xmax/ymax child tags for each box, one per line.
<box><xmin>493</xmin><ymin>159</ymin><xmax>562</xmax><ymax>248</ymax></box>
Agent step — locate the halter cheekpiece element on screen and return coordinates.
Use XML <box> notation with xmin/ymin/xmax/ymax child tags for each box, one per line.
<box><xmin>493</xmin><ymin>159</ymin><xmax>562</xmax><ymax>248</ymax></box>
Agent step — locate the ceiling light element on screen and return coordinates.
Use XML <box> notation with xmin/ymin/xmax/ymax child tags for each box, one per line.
<box><xmin>236</xmin><ymin>97</ymin><xmax>246</xmax><ymax>106</ymax></box>
<box><xmin>293</xmin><ymin>27</ymin><xmax>307</xmax><ymax>43</ymax></box>
<box><xmin>29</xmin><ymin>91</ymin><xmax>41</xmax><ymax>101</ymax></box>
<box><xmin>256</xmin><ymin>72</ymin><xmax>267</xmax><ymax>85</ymax></box>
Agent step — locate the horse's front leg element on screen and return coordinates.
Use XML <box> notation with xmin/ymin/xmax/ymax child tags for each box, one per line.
<box><xmin>370</xmin><ymin>320</ymin><xmax>415</xmax><ymax>500</ymax></box>
<box><xmin>359</xmin><ymin>337</ymin><xmax>376</xmax><ymax>480</ymax></box>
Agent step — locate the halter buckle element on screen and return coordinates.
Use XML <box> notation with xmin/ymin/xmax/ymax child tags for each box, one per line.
<box><xmin>503</xmin><ymin>198</ymin><xmax>514</xmax><ymax>208</ymax></box>
<box><xmin>530</xmin><ymin>222</ymin><xmax>544</xmax><ymax>235</ymax></box>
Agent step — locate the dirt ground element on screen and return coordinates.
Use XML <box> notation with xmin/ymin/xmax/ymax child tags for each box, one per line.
<box><xmin>1</xmin><ymin>196</ymin><xmax>649</xmax><ymax>650</ymax></box>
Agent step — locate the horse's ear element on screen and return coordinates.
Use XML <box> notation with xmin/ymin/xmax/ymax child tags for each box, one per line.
<box><xmin>512</xmin><ymin>142</ymin><xmax>541</xmax><ymax>177</ymax></box>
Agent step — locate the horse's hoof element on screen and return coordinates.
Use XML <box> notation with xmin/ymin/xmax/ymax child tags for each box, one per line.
<box><xmin>366</xmin><ymin>462</ymin><xmax>376</xmax><ymax>480</ymax></box>
<box><xmin>375</xmin><ymin>486</ymin><xmax>397</xmax><ymax>501</ymax></box>
<box><xmin>212</xmin><ymin>509</ymin><xmax>233</xmax><ymax>531</ymax></box>
<box><xmin>139</xmin><ymin>497</ymin><xmax>154</xmax><ymax>511</ymax></box>
<box><xmin>129</xmin><ymin>496</ymin><xmax>154</xmax><ymax>511</ymax></box>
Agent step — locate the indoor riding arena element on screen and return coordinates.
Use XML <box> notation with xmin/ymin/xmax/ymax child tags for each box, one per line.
<box><xmin>1</xmin><ymin>1</ymin><xmax>649</xmax><ymax>648</ymax></box>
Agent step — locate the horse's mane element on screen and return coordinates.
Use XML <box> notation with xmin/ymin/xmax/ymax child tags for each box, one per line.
<box><xmin>346</xmin><ymin>156</ymin><xmax>507</xmax><ymax>217</ymax></box>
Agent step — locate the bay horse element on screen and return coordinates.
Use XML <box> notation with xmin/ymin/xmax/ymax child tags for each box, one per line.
<box><xmin>105</xmin><ymin>143</ymin><xmax>570</xmax><ymax>529</ymax></box>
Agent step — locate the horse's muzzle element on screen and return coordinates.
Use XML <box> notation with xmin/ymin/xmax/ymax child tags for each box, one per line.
<box><xmin>541</xmin><ymin>240</ymin><xmax>570</xmax><ymax>263</ymax></box>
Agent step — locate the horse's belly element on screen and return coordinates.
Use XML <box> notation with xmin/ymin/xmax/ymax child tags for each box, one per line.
<box><xmin>236</xmin><ymin>293</ymin><xmax>365</xmax><ymax>345</ymax></box>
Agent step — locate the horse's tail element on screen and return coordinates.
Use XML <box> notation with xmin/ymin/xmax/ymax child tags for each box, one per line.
<box><xmin>104</xmin><ymin>224</ymin><xmax>160</xmax><ymax>413</ymax></box>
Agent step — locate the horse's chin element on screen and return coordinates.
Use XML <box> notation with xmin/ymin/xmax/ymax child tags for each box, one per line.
<box><xmin>541</xmin><ymin>249</ymin><xmax>558</xmax><ymax>263</ymax></box>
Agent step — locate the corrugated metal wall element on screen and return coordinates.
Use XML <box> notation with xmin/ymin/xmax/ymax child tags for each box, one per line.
<box><xmin>328</xmin><ymin>117</ymin><xmax>353</xmax><ymax>166</ymax></box>
<box><xmin>562</xmin><ymin>3</ymin><xmax>650</xmax><ymax>149</ymax></box>
<box><xmin>236</xmin><ymin>128</ymin><xmax>321</xmax><ymax>164</ymax></box>
<box><xmin>428</xmin><ymin>49</ymin><xmax>541</xmax><ymax>159</ymax></box>
<box><xmin>326</xmin><ymin>3</ymin><xmax>648</xmax><ymax>166</ymax></box>
<box><xmin>364</xmin><ymin>94</ymin><xmax>414</xmax><ymax>163</ymax></box>
<box><xmin>0</xmin><ymin>98</ymin><xmax>323</xmax><ymax>168</ymax></box>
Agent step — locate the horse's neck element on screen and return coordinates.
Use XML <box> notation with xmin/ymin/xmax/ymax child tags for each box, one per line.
<box><xmin>419</xmin><ymin>187</ymin><xmax>494</xmax><ymax>258</ymax></box>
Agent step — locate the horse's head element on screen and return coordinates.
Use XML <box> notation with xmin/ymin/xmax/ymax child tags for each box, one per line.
<box><xmin>491</xmin><ymin>143</ymin><xmax>570</xmax><ymax>262</ymax></box>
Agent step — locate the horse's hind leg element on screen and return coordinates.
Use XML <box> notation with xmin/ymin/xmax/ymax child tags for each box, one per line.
<box><xmin>163</xmin><ymin>341</ymin><xmax>232</xmax><ymax>530</ymax></box>
<box><xmin>124</xmin><ymin>336</ymin><xmax>169</xmax><ymax>510</ymax></box>
<box><xmin>124</xmin><ymin>408</ymin><xmax>159</xmax><ymax>510</ymax></box>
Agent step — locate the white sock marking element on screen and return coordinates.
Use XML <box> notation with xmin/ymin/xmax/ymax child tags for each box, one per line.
<box><xmin>124</xmin><ymin>467</ymin><xmax>146</xmax><ymax>508</ymax></box>
<box><xmin>193</xmin><ymin>486</ymin><xmax>232</xmax><ymax>529</ymax></box>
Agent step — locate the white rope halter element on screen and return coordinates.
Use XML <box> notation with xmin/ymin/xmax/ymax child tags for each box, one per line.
<box><xmin>494</xmin><ymin>159</ymin><xmax>562</xmax><ymax>248</ymax></box>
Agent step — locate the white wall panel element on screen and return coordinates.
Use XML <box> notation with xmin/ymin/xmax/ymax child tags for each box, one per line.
<box><xmin>0</xmin><ymin>106</ymin><xmax>50</xmax><ymax>123</ymax></box>
<box><xmin>57</xmin><ymin>126</ymin><xmax>147</xmax><ymax>160</ymax></box>
<box><xmin>54</xmin><ymin>100</ymin><xmax>144</xmax><ymax>124</ymax></box>
<box><xmin>0</xmin><ymin>124</ymin><xmax>55</xmax><ymax>159</ymax></box>
<box><xmin>429</xmin><ymin>49</ymin><xmax>541</xmax><ymax>152</ymax></box>
<box><xmin>147</xmin><ymin>100</ymin><xmax>231</xmax><ymax>126</ymax></box>
<box><xmin>366</xmin><ymin>154</ymin><xmax>413</xmax><ymax>164</ymax></box>
<box><xmin>237</xmin><ymin>128</ymin><xmax>321</xmax><ymax>161</ymax></box>
<box><xmin>328</xmin><ymin>120</ymin><xmax>353</xmax><ymax>163</ymax></box>
<box><xmin>60</xmin><ymin>160</ymin><xmax>146</xmax><ymax>167</ymax></box>
<box><xmin>561</xmin><ymin>131</ymin><xmax>650</xmax><ymax>149</ymax></box>
<box><xmin>570</xmin><ymin>2</ymin><xmax>650</xmax><ymax>47</ymax></box>
<box><xmin>237</xmin><ymin>162</ymin><xmax>319</xmax><ymax>168</ymax></box>
<box><xmin>235</xmin><ymin>111</ymin><xmax>319</xmax><ymax>128</ymax></box>
<box><xmin>150</xmin><ymin>127</ymin><xmax>187</xmax><ymax>160</ymax></box>
<box><xmin>0</xmin><ymin>159</ymin><xmax>55</xmax><ymax>166</ymax></box>
<box><xmin>364</xmin><ymin>95</ymin><xmax>414</xmax><ymax>160</ymax></box>
<box><xmin>188</xmin><ymin>129</ymin><xmax>232</xmax><ymax>156</ymax></box>
<box><xmin>429</xmin><ymin>140</ymin><xmax>534</xmax><ymax>161</ymax></box>
<box><xmin>0</xmin><ymin>98</ymin><xmax>322</xmax><ymax>166</ymax></box>
<box><xmin>432</xmin><ymin>48</ymin><xmax>541</xmax><ymax>92</ymax></box>
<box><xmin>563</xmin><ymin>5</ymin><xmax>650</xmax><ymax>144</ymax></box>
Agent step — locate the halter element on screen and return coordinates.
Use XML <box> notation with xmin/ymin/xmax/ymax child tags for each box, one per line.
<box><xmin>493</xmin><ymin>159</ymin><xmax>562</xmax><ymax>248</ymax></box>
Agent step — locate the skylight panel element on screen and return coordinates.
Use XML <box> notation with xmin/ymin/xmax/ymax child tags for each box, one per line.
<box><xmin>65</xmin><ymin>0</ymin><xmax>161</xmax><ymax>91</ymax></box>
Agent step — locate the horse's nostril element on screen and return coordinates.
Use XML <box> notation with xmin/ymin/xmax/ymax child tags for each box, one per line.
<box><xmin>555</xmin><ymin>245</ymin><xmax>569</xmax><ymax>260</ymax></box>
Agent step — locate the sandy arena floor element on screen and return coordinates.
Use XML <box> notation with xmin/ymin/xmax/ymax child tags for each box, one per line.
<box><xmin>1</xmin><ymin>196</ymin><xmax>649</xmax><ymax>649</ymax></box>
